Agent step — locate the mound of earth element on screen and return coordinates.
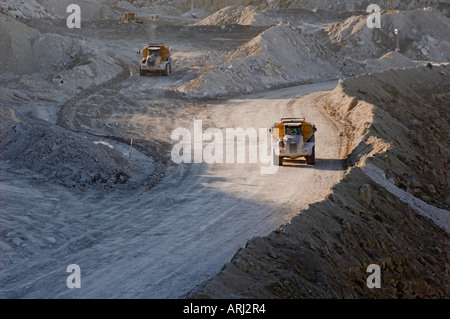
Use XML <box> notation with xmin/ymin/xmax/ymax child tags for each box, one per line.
<box><xmin>0</xmin><ymin>14</ymin><xmax>41</xmax><ymax>75</ymax></box>
<box><xmin>326</xmin><ymin>9</ymin><xmax>450</xmax><ymax>63</ymax></box>
<box><xmin>0</xmin><ymin>14</ymin><xmax>123</xmax><ymax>116</ymax></box>
<box><xmin>184</xmin><ymin>23</ymin><xmax>345</xmax><ymax>97</ymax></box>
<box><xmin>185</xmin><ymin>8</ymin><xmax>450</xmax><ymax>98</ymax></box>
<box><xmin>0</xmin><ymin>0</ymin><xmax>52</xmax><ymax>19</ymax></box>
<box><xmin>195</xmin><ymin>6</ymin><xmax>273</xmax><ymax>26</ymax></box>
<box><xmin>365</xmin><ymin>51</ymin><xmax>422</xmax><ymax>72</ymax></box>
<box><xmin>0</xmin><ymin>108</ymin><xmax>155</xmax><ymax>190</ymax></box>
<box><xmin>133</xmin><ymin>0</ymin><xmax>450</xmax><ymax>14</ymax></box>
<box><xmin>0</xmin><ymin>14</ymin><xmax>81</xmax><ymax>76</ymax></box>
<box><xmin>132</xmin><ymin>0</ymin><xmax>267</xmax><ymax>18</ymax></box>
<box><xmin>256</xmin><ymin>0</ymin><xmax>450</xmax><ymax>12</ymax></box>
<box><xmin>190</xmin><ymin>65</ymin><xmax>450</xmax><ymax>298</ymax></box>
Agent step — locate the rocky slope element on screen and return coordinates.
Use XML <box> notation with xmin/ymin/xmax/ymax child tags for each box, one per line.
<box><xmin>326</xmin><ymin>8</ymin><xmax>450</xmax><ymax>63</ymax></box>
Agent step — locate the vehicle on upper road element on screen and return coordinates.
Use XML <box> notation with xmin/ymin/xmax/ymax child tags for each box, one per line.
<box><xmin>119</xmin><ymin>12</ymin><xmax>143</xmax><ymax>24</ymax></box>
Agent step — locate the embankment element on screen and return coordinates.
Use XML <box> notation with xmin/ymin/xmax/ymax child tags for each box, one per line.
<box><xmin>190</xmin><ymin>65</ymin><xmax>450</xmax><ymax>298</ymax></box>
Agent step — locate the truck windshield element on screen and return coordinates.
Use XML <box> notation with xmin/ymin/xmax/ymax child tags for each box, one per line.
<box><xmin>285</xmin><ymin>126</ymin><xmax>301</xmax><ymax>135</ymax></box>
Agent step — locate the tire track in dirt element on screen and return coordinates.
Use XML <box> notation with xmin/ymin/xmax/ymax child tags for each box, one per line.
<box><xmin>0</xmin><ymin>80</ymin><xmax>345</xmax><ymax>298</ymax></box>
<box><xmin>57</xmin><ymin>64</ymin><xmax>132</xmax><ymax>133</ymax></box>
<box><xmin>54</xmin><ymin>63</ymin><xmax>169</xmax><ymax>192</ymax></box>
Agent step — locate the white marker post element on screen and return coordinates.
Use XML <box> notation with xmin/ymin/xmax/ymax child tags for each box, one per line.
<box><xmin>366</xmin><ymin>4</ymin><xmax>381</xmax><ymax>29</ymax></box>
<box><xmin>394</xmin><ymin>29</ymin><xmax>400</xmax><ymax>53</ymax></box>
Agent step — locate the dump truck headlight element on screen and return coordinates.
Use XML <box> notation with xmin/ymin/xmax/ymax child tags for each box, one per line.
<box><xmin>278</xmin><ymin>140</ymin><xmax>285</xmax><ymax>148</ymax></box>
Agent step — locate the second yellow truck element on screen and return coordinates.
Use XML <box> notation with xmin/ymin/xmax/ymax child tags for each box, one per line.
<box><xmin>139</xmin><ymin>44</ymin><xmax>172</xmax><ymax>76</ymax></box>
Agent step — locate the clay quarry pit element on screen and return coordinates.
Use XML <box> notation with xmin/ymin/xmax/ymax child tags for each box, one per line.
<box><xmin>0</xmin><ymin>0</ymin><xmax>449</xmax><ymax>300</ymax></box>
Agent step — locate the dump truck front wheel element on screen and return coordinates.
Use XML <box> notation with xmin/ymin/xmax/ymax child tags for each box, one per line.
<box><xmin>139</xmin><ymin>68</ymin><xmax>146</xmax><ymax>76</ymax></box>
<box><xmin>278</xmin><ymin>156</ymin><xmax>284</xmax><ymax>166</ymax></box>
<box><xmin>273</xmin><ymin>155</ymin><xmax>283</xmax><ymax>166</ymax></box>
<box><xmin>163</xmin><ymin>64</ymin><xmax>170</xmax><ymax>76</ymax></box>
<box><xmin>273</xmin><ymin>150</ymin><xmax>283</xmax><ymax>166</ymax></box>
<box><xmin>306</xmin><ymin>146</ymin><xmax>315</xmax><ymax>165</ymax></box>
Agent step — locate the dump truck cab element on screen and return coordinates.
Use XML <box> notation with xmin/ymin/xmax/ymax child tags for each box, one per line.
<box><xmin>119</xmin><ymin>12</ymin><xmax>143</xmax><ymax>24</ymax></box>
<box><xmin>270</xmin><ymin>117</ymin><xmax>316</xmax><ymax>166</ymax></box>
<box><xmin>139</xmin><ymin>44</ymin><xmax>172</xmax><ymax>76</ymax></box>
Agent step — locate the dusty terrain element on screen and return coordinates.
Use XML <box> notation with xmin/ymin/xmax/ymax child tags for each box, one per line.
<box><xmin>0</xmin><ymin>0</ymin><xmax>449</xmax><ymax>299</ymax></box>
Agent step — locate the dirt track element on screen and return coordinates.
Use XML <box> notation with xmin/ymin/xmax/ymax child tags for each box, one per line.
<box><xmin>1</xmin><ymin>73</ymin><xmax>343</xmax><ymax>297</ymax></box>
<box><xmin>0</xmin><ymin>14</ymin><xmax>345</xmax><ymax>298</ymax></box>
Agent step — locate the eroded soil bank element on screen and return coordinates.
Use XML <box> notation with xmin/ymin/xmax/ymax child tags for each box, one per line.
<box><xmin>191</xmin><ymin>66</ymin><xmax>450</xmax><ymax>299</ymax></box>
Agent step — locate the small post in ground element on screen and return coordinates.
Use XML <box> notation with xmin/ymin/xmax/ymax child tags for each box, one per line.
<box><xmin>128</xmin><ymin>138</ymin><xmax>133</xmax><ymax>162</ymax></box>
<box><xmin>394</xmin><ymin>28</ymin><xmax>400</xmax><ymax>53</ymax></box>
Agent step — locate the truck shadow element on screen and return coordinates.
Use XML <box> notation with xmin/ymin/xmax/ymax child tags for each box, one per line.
<box><xmin>281</xmin><ymin>158</ymin><xmax>345</xmax><ymax>171</ymax></box>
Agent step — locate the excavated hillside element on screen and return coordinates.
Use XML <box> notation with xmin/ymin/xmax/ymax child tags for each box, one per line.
<box><xmin>264</xmin><ymin>0</ymin><xmax>450</xmax><ymax>13</ymax></box>
<box><xmin>191</xmin><ymin>65</ymin><xmax>450</xmax><ymax>298</ymax></box>
<box><xmin>132</xmin><ymin>0</ymin><xmax>450</xmax><ymax>17</ymax></box>
<box><xmin>325</xmin><ymin>8</ymin><xmax>450</xmax><ymax>63</ymax></box>
<box><xmin>184</xmin><ymin>8</ymin><xmax>449</xmax><ymax>98</ymax></box>
<box><xmin>184</xmin><ymin>23</ymin><xmax>349</xmax><ymax>97</ymax></box>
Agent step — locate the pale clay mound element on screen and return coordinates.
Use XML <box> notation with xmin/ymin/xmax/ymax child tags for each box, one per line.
<box><xmin>184</xmin><ymin>23</ymin><xmax>342</xmax><ymax>97</ymax></box>
<box><xmin>183</xmin><ymin>28</ymin><xmax>430</xmax><ymax>97</ymax></box>
<box><xmin>195</xmin><ymin>5</ymin><xmax>273</xmax><ymax>26</ymax></box>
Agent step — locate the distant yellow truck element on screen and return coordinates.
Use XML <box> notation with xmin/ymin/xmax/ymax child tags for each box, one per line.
<box><xmin>139</xmin><ymin>44</ymin><xmax>172</xmax><ymax>76</ymax></box>
<box><xmin>119</xmin><ymin>12</ymin><xmax>143</xmax><ymax>24</ymax></box>
<box><xmin>270</xmin><ymin>117</ymin><xmax>316</xmax><ymax>166</ymax></box>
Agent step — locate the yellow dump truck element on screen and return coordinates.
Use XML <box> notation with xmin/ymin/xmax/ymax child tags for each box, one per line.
<box><xmin>270</xmin><ymin>117</ymin><xmax>316</xmax><ymax>166</ymax></box>
<box><xmin>119</xmin><ymin>12</ymin><xmax>143</xmax><ymax>24</ymax></box>
<box><xmin>139</xmin><ymin>44</ymin><xmax>172</xmax><ymax>76</ymax></box>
